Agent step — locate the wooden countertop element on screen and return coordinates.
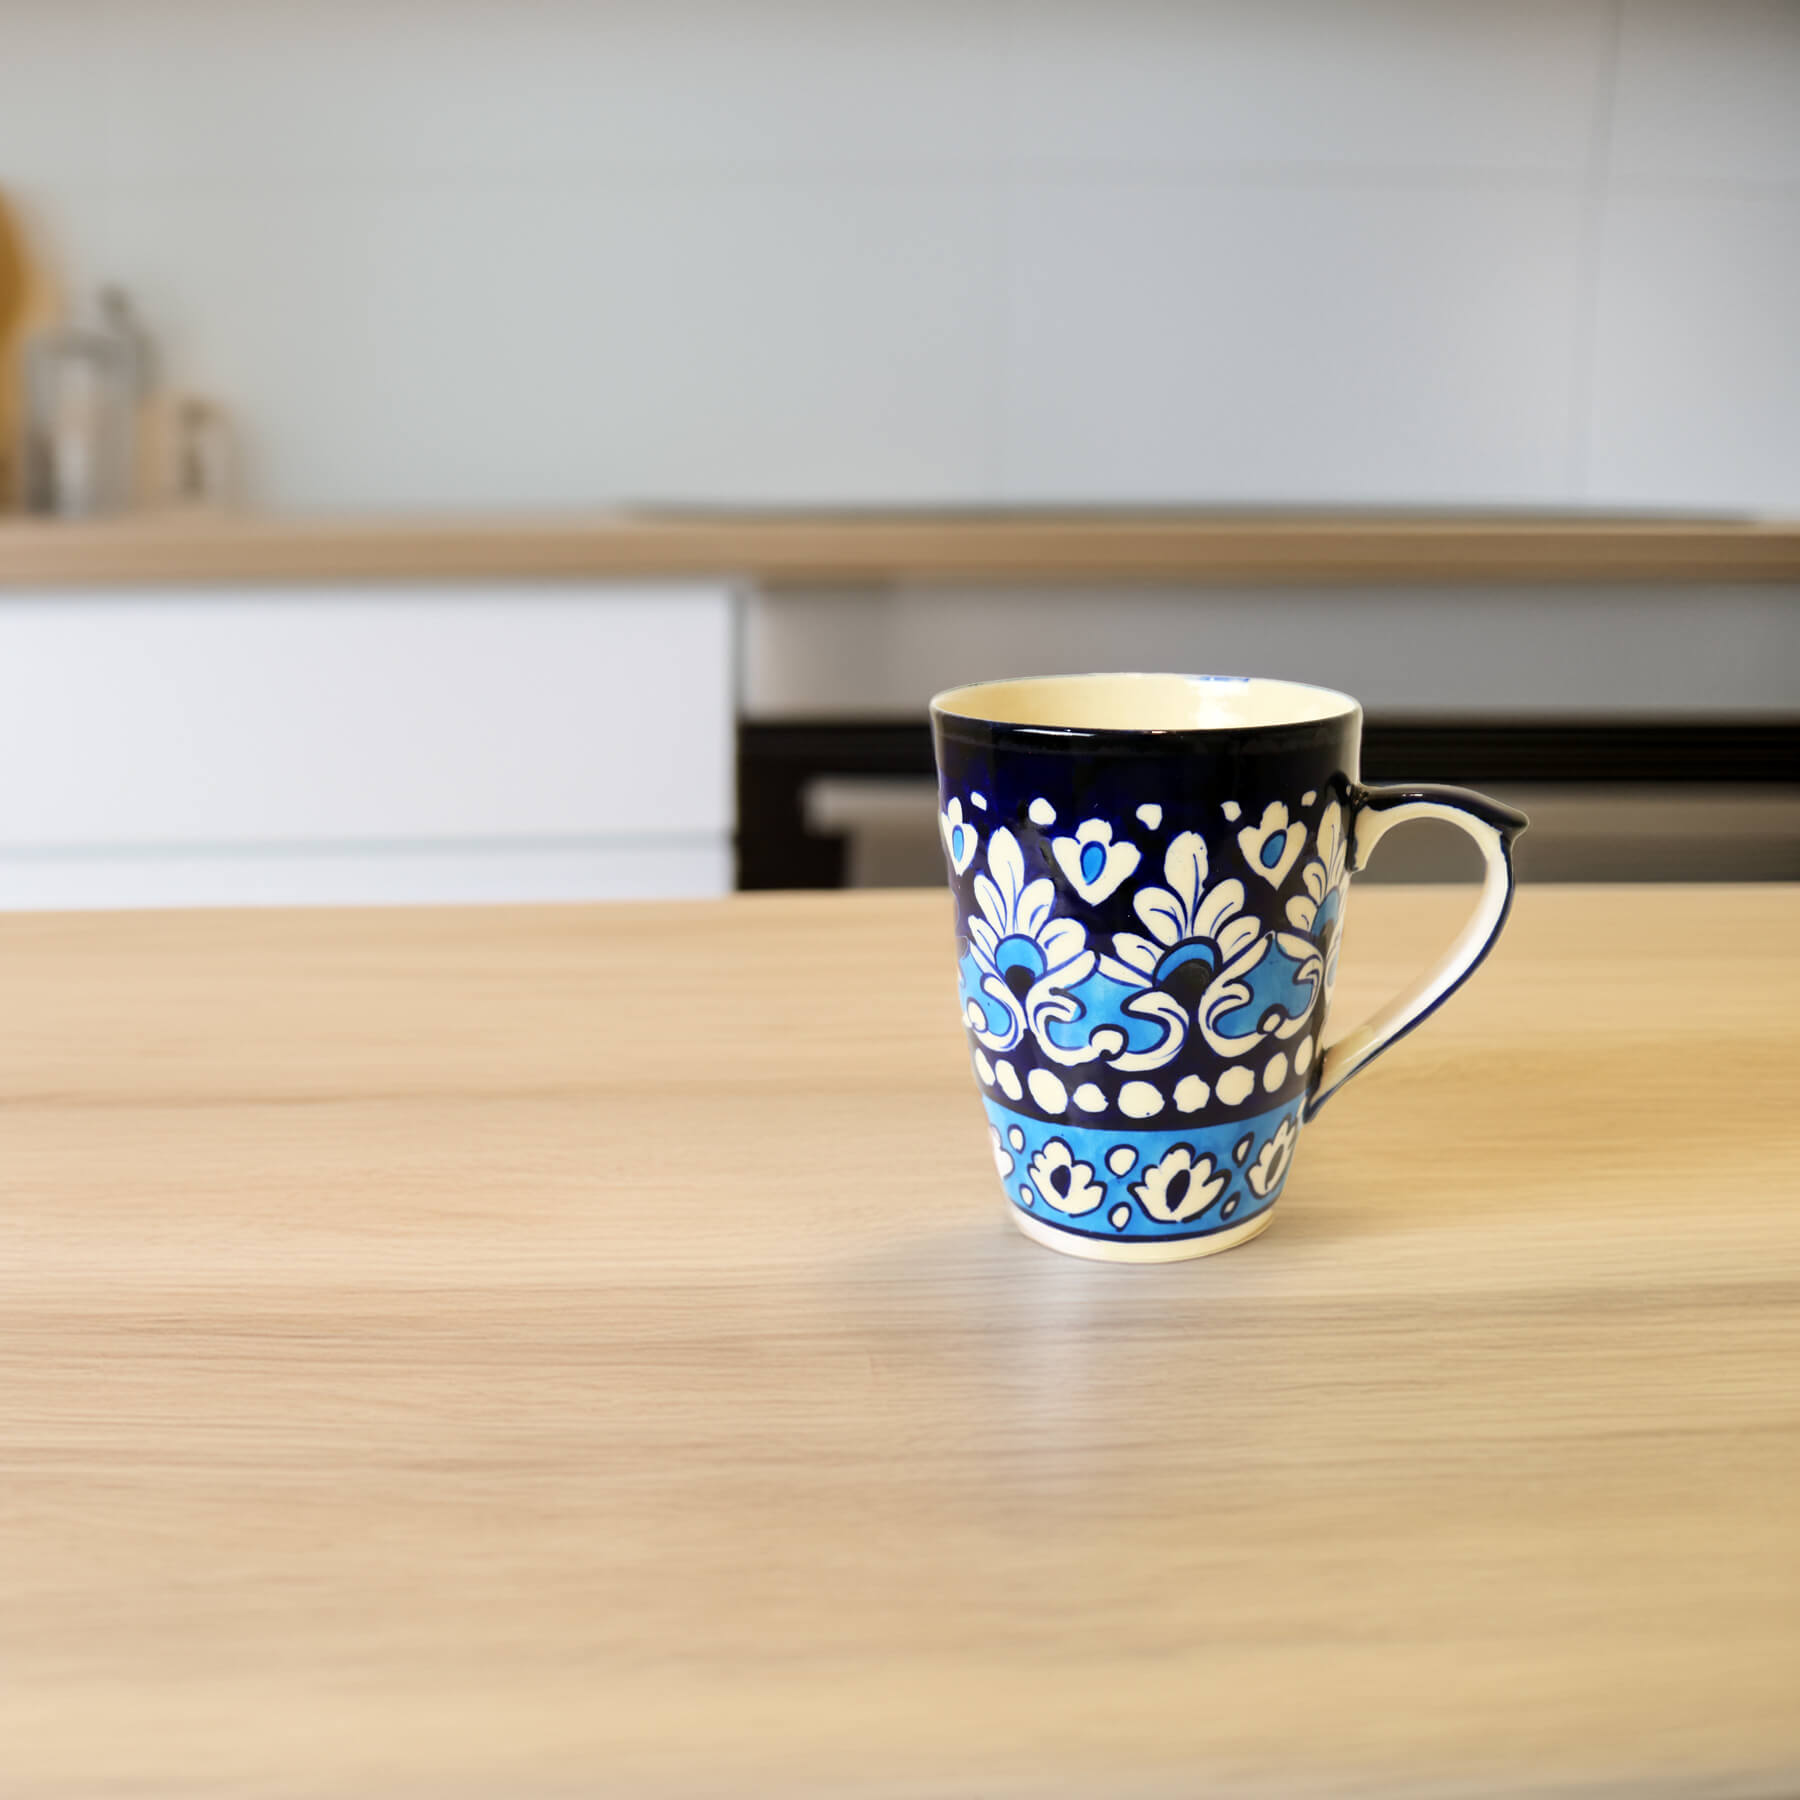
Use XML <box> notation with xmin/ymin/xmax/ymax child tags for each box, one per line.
<box><xmin>2</xmin><ymin>509</ymin><xmax>1799</xmax><ymax>586</ymax></box>
<box><xmin>5</xmin><ymin>886</ymin><xmax>1798</xmax><ymax>1796</ymax></box>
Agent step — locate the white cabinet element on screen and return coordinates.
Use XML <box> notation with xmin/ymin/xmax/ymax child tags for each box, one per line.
<box><xmin>0</xmin><ymin>582</ymin><xmax>735</xmax><ymax>908</ymax></box>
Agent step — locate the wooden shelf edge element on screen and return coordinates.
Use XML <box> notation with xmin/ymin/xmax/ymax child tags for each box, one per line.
<box><xmin>3</xmin><ymin>512</ymin><xmax>1799</xmax><ymax>588</ymax></box>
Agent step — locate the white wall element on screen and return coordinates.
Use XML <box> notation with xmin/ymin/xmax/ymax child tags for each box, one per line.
<box><xmin>1</xmin><ymin>1</ymin><xmax>1795</xmax><ymax>514</ymax></box>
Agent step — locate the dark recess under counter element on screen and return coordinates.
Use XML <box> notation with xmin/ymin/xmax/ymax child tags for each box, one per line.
<box><xmin>737</xmin><ymin>716</ymin><xmax>1800</xmax><ymax>889</ymax></box>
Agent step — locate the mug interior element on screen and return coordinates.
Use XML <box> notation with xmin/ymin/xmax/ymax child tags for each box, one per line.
<box><xmin>932</xmin><ymin>672</ymin><xmax>1358</xmax><ymax>734</ymax></box>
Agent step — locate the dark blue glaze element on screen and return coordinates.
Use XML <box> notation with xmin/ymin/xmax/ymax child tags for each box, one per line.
<box><xmin>934</xmin><ymin>703</ymin><xmax>1359</xmax><ymax>1138</ymax></box>
<box><xmin>933</xmin><ymin>683</ymin><xmax>1524</xmax><ymax>1251</ymax></box>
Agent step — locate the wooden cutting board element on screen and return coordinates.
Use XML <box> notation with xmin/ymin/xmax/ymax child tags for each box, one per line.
<box><xmin>0</xmin><ymin>188</ymin><xmax>33</xmax><ymax>508</ymax></box>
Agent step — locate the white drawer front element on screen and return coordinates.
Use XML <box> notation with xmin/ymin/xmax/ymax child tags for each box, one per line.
<box><xmin>0</xmin><ymin>840</ymin><xmax>731</xmax><ymax>911</ymax></box>
<box><xmin>0</xmin><ymin>583</ymin><xmax>734</xmax><ymax>847</ymax></box>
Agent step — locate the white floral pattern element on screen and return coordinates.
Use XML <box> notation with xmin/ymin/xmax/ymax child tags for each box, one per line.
<box><xmin>1285</xmin><ymin>799</ymin><xmax>1349</xmax><ymax>991</ymax></box>
<box><xmin>1051</xmin><ymin>818</ymin><xmax>1141</xmax><ymax>903</ymax></box>
<box><xmin>1027</xmin><ymin>1138</ymin><xmax>1107</xmax><ymax>1215</ymax></box>
<box><xmin>1095</xmin><ymin>832</ymin><xmax>1259</xmax><ymax>1072</ymax></box>
<box><xmin>1285</xmin><ymin>801</ymin><xmax>1344</xmax><ymax>928</ymax></box>
<box><xmin>1246</xmin><ymin>1117</ymin><xmax>1298</xmax><ymax>1198</ymax></box>
<box><xmin>946</xmin><ymin>780</ymin><xmax>1345</xmax><ymax>1161</ymax></box>
<box><xmin>1238</xmin><ymin>801</ymin><xmax>1306</xmax><ymax>888</ymax></box>
<box><xmin>1194</xmin><ymin>928</ymin><xmax>1323</xmax><ymax>1058</ymax></box>
<box><xmin>965</xmin><ymin>827</ymin><xmax>1096</xmax><ymax>1057</ymax></box>
<box><xmin>940</xmin><ymin>796</ymin><xmax>979</xmax><ymax>875</ymax></box>
<box><xmin>1130</xmin><ymin>1144</ymin><xmax>1229</xmax><ymax>1224</ymax></box>
<box><xmin>990</xmin><ymin>1125</ymin><xmax>1014</xmax><ymax>1180</ymax></box>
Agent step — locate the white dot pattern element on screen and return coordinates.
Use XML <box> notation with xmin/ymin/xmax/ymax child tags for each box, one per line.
<box><xmin>1120</xmin><ymin>1080</ymin><xmax>1164</xmax><ymax>1119</ymax></box>
<box><xmin>1216</xmin><ymin>1066</ymin><xmax>1255</xmax><ymax>1106</ymax></box>
<box><xmin>1174</xmin><ymin>1074</ymin><xmax>1208</xmax><ymax>1113</ymax></box>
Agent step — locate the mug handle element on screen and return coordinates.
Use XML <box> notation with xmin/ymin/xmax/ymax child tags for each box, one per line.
<box><xmin>1303</xmin><ymin>784</ymin><xmax>1528</xmax><ymax>1120</ymax></box>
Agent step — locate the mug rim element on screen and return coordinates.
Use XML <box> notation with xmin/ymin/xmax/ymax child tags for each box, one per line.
<box><xmin>930</xmin><ymin>672</ymin><xmax>1361</xmax><ymax>737</ymax></box>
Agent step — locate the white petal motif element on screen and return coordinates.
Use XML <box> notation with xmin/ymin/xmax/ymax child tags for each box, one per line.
<box><xmin>1103</xmin><ymin>933</ymin><xmax>1163</xmax><ymax>979</ymax></box>
<box><xmin>984</xmin><ymin>828</ymin><xmax>1028</xmax><ymax>923</ymax></box>
<box><xmin>1052</xmin><ymin>819</ymin><xmax>1142</xmax><ymax>903</ymax></box>
<box><xmin>1288</xmin><ymin>801</ymin><xmax>1348</xmax><ymax>933</ymax></box>
<box><xmin>1132</xmin><ymin>831</ymin><xmax>1211</xmax><ymax>945</ymax></box>
<box><xmin>990</xmin><ymin>1126</ymin><xmax>1014</xmax><ymax>1179</ymax></box>
<box><xmin>1238</xmin><ymin>802</ymin><xmax>1306</xmax><ymax>888</ymax></box>
<box><xmin>1015</xmin><ymin>876</ymin><xmax>1057</xmax><ymax>939</ymax></box>
<box><xmin>1162</xmin><ymin>832</ymin><xmax>1208</xmax><ymax>922</ymax></box>
<box><xmin>1131</xmin><ymin>1145</ymin><xmax>1228</xmax><ymax>1224</ymax></box>
<box><xmin>939</xmin><ymin>797</ymin><xmax>978</xmax><ymax>876</ymax></box>
<box><xmin>1194</xmin><ymin>875</ymin><xmax>1247</xmax><ymax>943</ymax></box>
<box><xmin>1036</xmin><ymin>916</ymin><xmax>1091</xmax><ymax>977</ymax></box>
<box><xmin>1027</xmin><ymin>1138</ymin><xmax>1107</xmax><ymax>1216</ymax></box>
<box><xmin>1316</xmin><ymin>802</ymin><xmax>1348</xmax><ymax>885</ymax></box>
<box><xmin>1133</xmin><ymin>885</ymin><xmax>1188</xmax><ymax>949</ymax></box>
<box><xmin>963</xmin><ymin>824</ymin><xmax>1096</xmax><ymax>1061</ymax></box>
<box><xmin>972</xmin><ymin>874</ymin><xmax>1006</xmax><ymax>943</ymax></box>
<box><xmin>1247</xmin><ymin>1118</ymin><xmax>1299</xmax><ymax>1199</ymax></box>
<box><xmin>1218</xmin><ymin>914</ymin><xmax>1261</xmax><ymax>963</ymax></box>
<box><xmin>967</xmin><ymin>915</ymin><xmax>1001</xmax><ymax>969</ymax></box>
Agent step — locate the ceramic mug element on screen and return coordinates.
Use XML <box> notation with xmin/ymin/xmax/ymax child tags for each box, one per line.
<box><xmin>932</xmin><ymin>673</ymin><xmax>1527</xmax><ymax>1263</ymax></box>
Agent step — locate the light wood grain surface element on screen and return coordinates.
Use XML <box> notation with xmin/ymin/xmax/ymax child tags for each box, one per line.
<box><xmin>4</xmin><ymin>887</ymin><xmax>1798</xmax><ymax>1798</ymax></box>
<box><xmin>3</xmin><ymin>509</ymin><xmax>1799</xmax><ymax>587</ymax></box>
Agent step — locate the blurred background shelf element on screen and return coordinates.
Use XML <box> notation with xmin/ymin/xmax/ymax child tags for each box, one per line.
<box><xmin>3</xmin><ymin>509</ymin><xmax>1799</xmax><ymax>588</ymax></box>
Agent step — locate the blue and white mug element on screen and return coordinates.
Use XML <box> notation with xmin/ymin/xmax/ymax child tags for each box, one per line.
<box><xmin>932</xmin><ymin>673</ymin><xmax>1527</xmax><ymax>1263</ymax></box>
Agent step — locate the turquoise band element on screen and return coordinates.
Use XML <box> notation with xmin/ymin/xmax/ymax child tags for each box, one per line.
<box><xmin>983</xmin><ymin>1094</ymin><xmax>1302</xmax><ymax>1244</ymax></box>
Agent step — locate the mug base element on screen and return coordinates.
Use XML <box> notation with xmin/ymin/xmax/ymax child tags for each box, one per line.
<box><xmin>1010</xmin><ymin>1203</ymin><xmax>1276</xmax><ymax>1264</ymax></box>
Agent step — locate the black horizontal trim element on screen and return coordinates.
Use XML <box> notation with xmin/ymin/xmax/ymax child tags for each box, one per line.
<box><xmin>737</xmin><ymin>715</ymin><xmax>1799</xmax><ymax>890</ymax></box>
<box><xmin>1355</xmin><ymin>718</ymin><xmax>1799</xmax><ymax>786</ymax></box>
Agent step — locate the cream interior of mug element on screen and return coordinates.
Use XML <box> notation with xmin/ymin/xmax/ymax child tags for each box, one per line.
<box><xmin>932</xmin><ymin>673</ymin><xmax>1358</xmax><ymax>732</ymax></box>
